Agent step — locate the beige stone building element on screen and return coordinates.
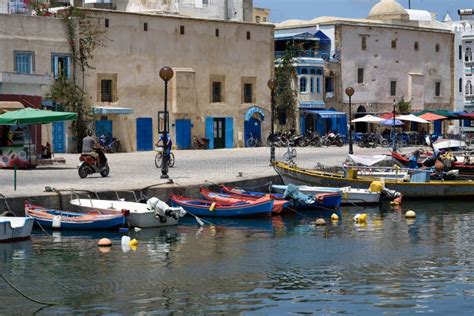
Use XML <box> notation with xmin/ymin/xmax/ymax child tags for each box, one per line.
<box><xmin>253</xmin><ymin>7</ymin><xmax>269</xmax><ymax>23</ymax></box>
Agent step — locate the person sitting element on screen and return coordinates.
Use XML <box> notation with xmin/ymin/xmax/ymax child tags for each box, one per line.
<box><xmin>409</xmin><ymin>150</ymin><xmax>420</xmax><ymax>169</ymax></box>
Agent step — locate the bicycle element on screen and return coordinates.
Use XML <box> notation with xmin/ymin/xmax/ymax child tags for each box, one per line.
<box><xmin>282</xmin><ymin>141</ymin><xmax>297</xmax><ymax>164</ymax></box>
<box><xmin>154</xmin><ymin>145</ymin><xmax>175</xmax><ymax>168</ymax></box>
<box><xmin>246</xmin><ymin>133</ymin><xmax>262</xmax><ymax>147</ymax></box>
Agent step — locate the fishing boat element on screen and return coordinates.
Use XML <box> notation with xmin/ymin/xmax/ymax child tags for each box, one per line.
<box><xmin>199</xmin><ymin>187</ymin><xmax>289</xmax><ymax>214</ymax></box>
<box><xmin>25</xmin><ymin>202</ymin><xmax>125</xmax><ymax>230</ymax></box>
<box><xmin>271</xmin><ymin>184</ymin><xmax>380</xmax><ymax>205</ymax></box>
<box><xmin>273</xmin><ymin>161</ymin><xmax>474</xmax><ymax>199</ymax></box>
<box><xmin>70</xmin><ymin>197</ymin><xmax>186</xmax><ymax>228</ymax></box>
<box><xmin>0</xmin><ymin>217</ymin><xmax>34</xmax><ymax>242</ymax></box>
<box><xmin>220</xmin><ymin>185</ymin><xmax>342</xmax><ymax>210</ymax></box>
<box><xmin>168</xmin><ymin>194</ymin><xmax>273</xmax><ymax>217</ymax></box>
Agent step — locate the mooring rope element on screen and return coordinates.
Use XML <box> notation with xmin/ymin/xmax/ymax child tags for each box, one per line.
<box><xmin>1</xmin><ymin>274</ymin><xmax>58</xmax><ymax>306</ymax></box>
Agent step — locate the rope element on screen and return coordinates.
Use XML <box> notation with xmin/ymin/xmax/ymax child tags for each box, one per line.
<box><xmin>0</xmin><ymin>194</ymin><xmax>13</xmax><ymax>214</ymax></box>
<box><xmin>1</xmin><ymin>274</ymin><xmax>58</xmax><ymax>306</ymax></box>
<box><xmin>286</xmin><ymin>206</ymin><xmax>312</xmax><ymax>219</ymax></box>
<box><xmin>36</xmin><ymin>221</ymin><xmax>52</xmax><ymax>237</ymax></box>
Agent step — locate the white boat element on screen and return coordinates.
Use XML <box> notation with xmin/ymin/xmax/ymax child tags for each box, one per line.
<box><xmin>70</xmin><ymin>197</ymin><xmax>186</xmax><ymax>228</ymax></box>
<box><xmin>272</xmin><ymin>184</ymin><xmax>380</xmax><ymax>205</ymax></box>
<box><xmin>0</xmin><ymin>217</ymin><xmax>34</xmax><ymax>242</ymax></box>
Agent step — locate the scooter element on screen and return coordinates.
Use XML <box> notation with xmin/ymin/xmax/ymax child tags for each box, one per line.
<box><xmin>78</xmin><ymin>148</ymin><xmax>110</xmax><ymax>178</ymax></box>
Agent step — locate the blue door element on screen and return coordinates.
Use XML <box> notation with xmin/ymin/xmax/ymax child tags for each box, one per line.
<box><xmin>205</xmin><ymin>117</ymin><xmax>214</xmax><ymax>149</ymax></box>
<box><xmin>244</xmin><ymin>117</ymin><xmax>261</xmax><ymax>147</ymax></box>
<box><xmin>175</xmin><ymin>119</ymin><xmax>192</xmax><ymax>149</ymax></box>
<box><xmin>136</xmin><ymin>117</ymin><xmax>153</xmax><ymax>151</ymax></box>
<box><xmin>225</xmin><ymin>117</ymin><xmax>234</xmax><ymax>148</ymax></box>
<box><xmin>95</xmin><ymin>120</ymin><xmax>113</xmax><ymax>140</ymax></box>
<box><xmin>52</xmin><ymin>121</ymin><xmax>65</xmax><ymax>153</ymax></box>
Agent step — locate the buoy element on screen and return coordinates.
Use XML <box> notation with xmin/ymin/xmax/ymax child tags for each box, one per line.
<box><xmin>52</xmin><ymin>215</ymin><xmax>61</xmax><ymax>228</ymax></box>
<box><xmin>209</xmin><ymin>202</ymin><xmax>216</xmax><ymax>212</ymax></box>
<box><xmin>134</xmin><ymin>227</ymin><xmax>142</xmax><ymax>232</ymax></box>
<box><xmin>99</xmin><ymin>247</ymin><xmax>111</xmax><ymax>253</ymax></box>
<box><xmin>390</xmin><ymin>201</ymin><xmax>399</xmax><ymax>206</ymax></box>
<box><xmin>405</xmin><ymin>210</ymin><xmax>416</xmax><ymax>218</ymax></box>
<box><xmin>121</xmin><ymin>236</ymin><xmax>131</xmax><ymax>246</ymax></box>
<box><xmin>353</xmin><ymin>213</ymin><xmax>368</xmax><ymax>223</ymax></box>
<box><xmin>98</xmin><ymin>238</ymin><xmax>112</xmax><ymax>247</ymax></box>
<box><xmin>315</xmin><ymin>218</ymin><xmax>326</xmax><ymax>226</ymax></box>
<box><xmin>331</xmin><ymin>213</ymin><xmax>339</xmax><ymax>221</ymax></box>
<box><xmin>129</xmin><ymin>239</ymin><xmax>139</xmax><ymax>247</ymax></box>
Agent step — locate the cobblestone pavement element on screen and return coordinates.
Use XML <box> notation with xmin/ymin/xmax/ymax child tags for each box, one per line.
<box><xmin>0</xmin><ymin>145</ymin><xmax>419</xmax><ymax>197</ymax></box>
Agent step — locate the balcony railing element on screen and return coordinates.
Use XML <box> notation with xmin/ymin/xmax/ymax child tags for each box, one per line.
<box><xmin>275</xmin><ymin>50</ymin><xmax>330</xmax><ymax>60</ymax></box>
<box><xmin>466</xmin><ymin>60</ymin><xmax>474</xmax><ymax>68</ymax></box>
<box><xmin>466</xmin><ymin>94</ymin><xmax>474</xmax><ymax>101</ymax></box>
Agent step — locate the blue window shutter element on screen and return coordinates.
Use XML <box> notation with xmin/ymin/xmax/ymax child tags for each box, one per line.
<box><xmin>317</xmin><ymin>78</ymin><xmax>321</xmax><ymax>94</ymax></box>
<box><xmin>65</xmin><ymin>56</ymin><xmax>70</xmax><ymax>79</ymax></box>
<box><xmin>225</xmin><ymin>117</ymin><xmax>233</xmax><ymax>148</ymax></box>
<box><xmin>205</xmin><ymin>117</ymin><xmax>214</xmax><ymax>149</ymax></box>
<box><xmin>53</xmin><ymin>55</ymin><xmax>59</xmax><ymax>79</ymax></box>
<box><xmin>300</xmin><ymin>115</ymin><xmax>305</xmax><ymax>134</ymax></box>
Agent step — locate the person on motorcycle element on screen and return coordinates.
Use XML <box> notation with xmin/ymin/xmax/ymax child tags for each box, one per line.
<box><xmin>82</xmin><ymin>130</ymin><xmax>106</xmax><ymax>168</ymax></box>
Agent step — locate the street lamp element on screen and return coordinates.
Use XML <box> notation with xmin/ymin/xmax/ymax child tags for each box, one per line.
<box><xmin>267</xmin><ymin>78</ymin><xmax>278</xmax><ymax>164</ymax></box>
<box><xmin>392</xmin><ymin>98</ymin><xmax>397</xmax><ymax>152</ymax></box>
<box><xmin>345</xmin><ymin>87</ymin><xmax>355</xmax><ymax>155</ymax></box>
<box><xmin>159</xmin><ymin>66</ymin><xmax>174</xmax><ymax>179</ymax></box>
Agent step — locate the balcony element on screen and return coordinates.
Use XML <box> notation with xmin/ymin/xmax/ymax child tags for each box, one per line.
<box><xmin>466</xmin><ymin>94</ymin><xmax>474</xmax><ymax>101</ymax></box>
<box><xmin>0</xmin><ymin>72</ymin><xmax>52</xmax><ymax>86</ymax></box>
<box><xmin>466</xmin><ymin>60</ymin><xmax>474</xmax><ymax>68</ymax></box>
<box><xmin>275</xmin><ymin>50</ymin><xmax>330</xmax><ymax>60</ymax></box>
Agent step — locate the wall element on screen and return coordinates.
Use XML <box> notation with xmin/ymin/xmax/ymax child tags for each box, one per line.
<box><xmin>81</xmin><ymin>9</ymin><xmax>274</xmax><ymax>151</ymax></box>
<box><xmin>339</xmin><ymin>24</ymin><xmax>454</xmax><ymax>113</ymax></box>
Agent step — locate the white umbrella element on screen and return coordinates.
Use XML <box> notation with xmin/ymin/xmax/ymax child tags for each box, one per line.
<box><xmin>351</xmin><ymin>115</ymin><xmax>385</xmax><ymax>123</ymax></box>
<box><xmin>395</xmin><ymin>114</ymin><xmax>429</xmax><ymax>124</ymax></box>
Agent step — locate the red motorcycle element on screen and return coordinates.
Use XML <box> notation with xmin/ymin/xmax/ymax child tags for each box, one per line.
<box><xmin>78</xmin><ymin>148</ymin><xmax>109</xmax><ymax>178</ymax></box>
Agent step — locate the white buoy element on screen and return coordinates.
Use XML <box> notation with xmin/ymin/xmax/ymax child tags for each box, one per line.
<box><xmin>315</xmin><ymin>218</ymin><xmax>326</xmax><ymax>226</ymax></box>
<box><xmin>121</xmin><ymin>236</ymin><xmax>131</xmax><ymax>246</ymax></box>
<box><xmin>405</xmin><ymin>210</ymin><xmax>416</xmax><ymax>218</ymax></box>
<box><xmin>331</xmin><ymin>213</ymin><xmax>339</xmax><ymax>221</ymax></box>
<box><xmin>52</xmin><ymin>215</ymin><xmax>61</xmax><ymax>228</ymax></box>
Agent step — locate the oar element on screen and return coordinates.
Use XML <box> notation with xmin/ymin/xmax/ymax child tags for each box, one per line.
<box><xmin>184</xmin><ymin>210</ymin><xmax>211</xmax><ymax>227</ymax></box>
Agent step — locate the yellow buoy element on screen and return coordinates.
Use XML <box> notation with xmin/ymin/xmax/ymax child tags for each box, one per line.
<box><xmin>315</xmin><ymin>218</ymin><xmax>326</xmax><ymax>226</ymax></box>
<box><xmin>331</xmin><ymin>213</ymin><xmax>339</xmax><ymax>221</ymax></box>
<box><xmin>129</xmin><ymin>239</ymin><xmax>139</xmax><ymax>247</ymax></box>
<box><xmin>405</xmin><ymin>210</ymin><xmax>416</xmax><ymax>218</ymax></box>
<box><xmin>98</xmin><ymin>238</ymin><xmax>112</xmax><ymax>247</ymax></box>
<box><xmin>353</xmin><ymin>213</ymin><xmax>368</xmax><ymax>223</ymax></box>
<box><xmin>209</xmin><ymin>202</ymin><xmax>216</xmax><ymax>212</ymax></box>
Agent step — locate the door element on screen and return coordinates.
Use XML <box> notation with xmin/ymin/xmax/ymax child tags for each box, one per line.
<box><xmin>304</xmin><ymin>114</ymin><xmax>315</xmax><ymax>133</ymax></box>
<box><xmin>52</xmin><ymin>121</ymin><xmax>65</xmax><ymax>153</ymax></box>
<box><xmin>244</xmin><ymin>117</ymin><xmax>261</xmax><ymax>147</ymax></box>
<box><xmin>213</xmin><ymin>118</ymin><xmax>226</xmax><ymax>149</ymax></box>
<box><xmin>95</xmin><ymin>120</ymin><xmax>113</xmax><ymax>140</ymax></box>
<box><xmin>136</xmin><ymin>117</ymin><xmax>153</xmax><ymax>151</ymax></box>
<box><xmin>175</xmin><ymin>119</ymin><xmax>192</xmax><ymax>149</ymax></box>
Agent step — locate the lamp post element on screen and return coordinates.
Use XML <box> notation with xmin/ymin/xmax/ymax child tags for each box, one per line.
<box><xmin>159</xmin><ymin>66</ymin><xmax>174</xmax><ymax>179</ymax></box>
<box><xmin>345</xmin><ymin>87</ymin><xmax>355</xmax><ymax>155</ymax></box>
<box><xmin>392</xmin><ymin>99</ymin><xmax>396</xmax><ymax>152</ymax></box>
<box><xmin>267</xmin><ymin>79</ymin><xmax>278</xmax><ymax>164</ymax></box>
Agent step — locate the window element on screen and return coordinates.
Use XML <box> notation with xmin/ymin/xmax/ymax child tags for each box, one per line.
<box><xmin>390</xmin><ymin>81</ymin><xmax>397</xmax><ymax>96</ymax></box>
<box><xmin>414</xmin><ymin>41</ymin><xmax>419</xmax><ymax>51</ymax></box>
<box><xmin>52</xmin><ymin>54</ymin><xmax>70</xmax><ymax>79</ymax></box>
<box><xmin>325</xmin><ymin>77</ymin><xmax>334</xmax><ymax>93</ymax></box>
<box><xmin>215</xmin><ymin>28</ymin><xmax>219</xmax><ymax>37</ymax></box>
<box><xmin>391</xmin><ymin>40</ymin><xmax>397</xmax><ymax>49</ymax></box>
<box><xmin>357</xmin><ymin>68</ymin><xmax>364</xmax><ymax>84</ymax></box>
<box><xmin>466</xmin><ymin>47</ymin><xmax>473</xmax><ymax>62</ymax></box>
<box><xmin>105</xmin><ymin>18</ymin><xmax>109</xmax><ymax>28</ymax></box>
<box><xmin>180</xmin><ymin>25</ymin><xmax>185</xmax><ymax>35</ymax></box>
<box><xmin>435</xmin><ymin>81</ymin><xmax>441</xmax><ymax>97</ymax></box>
<box><xmin>317</xmin><ymin>78</ymin><xmax>321</xmax><ymax>94</ymax></box>
<box><xmin>263</xmin><ymin>17</ymin><xmax>267</xmax><ymax>22</ymax></box>
<box><xmin>460</xmin><ymin>78</ymin><xmax>463</xmax><ymax>93</ymax></box>
<box><xmin>466</xmin><ymin>80</ymin><xmax>473</xmax><ymax>95</ymax></box>
<box><xmin>101</xmin><ymin>80</ymin><xmax>113</xmax><ymax>102</ymax></box>
<box><xmin>299</xmin><ymin>77</ymin><xmax>307</xmax><ymax>93</ymax></box>
<box><xmin>255</xmin><ymin>16</ymin><xmax>261</xmax><ymax>23</ymax></box>
<box><xmin>361</xmin><ymin>36</ymin><xmax>367</xmax><ymax>50</ymax></box>
<box><xmin>435</xmin><ymin>44</ymin><xmax>440</xmax><ymax>52</ymax></box>
<box><xmin>243</xmin><ymin>83</ymin><xmax>253</xmax><ymax>103</ymax></box>
<box><xmin>212</xmin><ymin>82</ymin><xmax>222</xmax><ymax>102</ymax></box>
<box><xmin>14</xmin><ymin>51</ymin><xmax>33</xmax><ymax>74</ymax></box>
<box><xmin>247</xmin><ymin>31</ymin><xmax>251</xmax><ymax>40</ymax></box>
<box><xmin>202</xmin><ymin>0</ymin><xmax>208</xmax><ymax>4</ymax></box>
<box><xmin>301</xmin><ymin>68</ymin><xmax>308</xmax><ymax>75</ymax></box>
<box><xmin>459</xmin><ymin>45</ymin><xmax>463</xmax><ymax>60</ymax></box>
<box><xmin>310</xmin><ymin>78</ymin><xmax>314</xmax><ymax>93</ymax></box>
<box><xmin>309</xmin><ymin>69</ymin><xmax>315</xmax><ymax>75</ymax></box>
<box><xmin>144</xmin><ymin>22</ymin><xmax>148</xmax><ymax>31</ymax></box>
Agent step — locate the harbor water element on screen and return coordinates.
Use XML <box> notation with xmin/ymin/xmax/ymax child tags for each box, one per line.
<box><xmin>1</xmin><ymin>201</ymin><xmax>473</xmax><ymax>315</ymax></box>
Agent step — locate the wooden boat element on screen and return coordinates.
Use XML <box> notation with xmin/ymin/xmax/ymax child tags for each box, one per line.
<box><xmin>0</xmin><ymin>217</ymin><xmax>34</xmax><ymax>242</ymax></box>
<box><xmin>70</xmin><ymin>198</ymin><xmax>186</xmax><ymax>228</ymax></box>
<box><xmin>168</xmin><ymin>194</ymin><xmax>273</xmax><ymax>217</ymax></box>
<box><xmin>25</xmin><ymin>202</ymin><xmax>125</xmax><ymax>230</ymax></box>
<box><xmin>199</xmin><ymin>187</ymin><xmax>289</xmax><ymax>214</ymax></box>
<box><xmin>271</xmin><ymin>184</ymin><xmax>380</xmax><ymax>205</ymax></box>
<box><xmin>273</xmin><ymin>161</ymin><xmax>474</xmax><ymax>199</ymax></box>
<box><xmin>220</xmin><ymin>185</ymin><xmax>342</xmax><ymax>210</ymax></box>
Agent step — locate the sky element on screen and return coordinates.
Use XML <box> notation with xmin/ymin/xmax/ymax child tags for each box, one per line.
<box><xmin>253</xmin><ymin>0</ymin><xmax>474</xmax><ymax>23</ymax></box>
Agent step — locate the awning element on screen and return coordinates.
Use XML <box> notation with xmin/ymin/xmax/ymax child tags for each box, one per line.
<box><xmin>93</xmin><ymin>106</ymin><xmax>133</xmax><ymax>115</ymax></box>
<box><xmin>244</xmin><ymin>106</ymin><xmax>265</xmax><ymax>121</ymax></box>
<box><xmin>299</xmin><ymin>100</ymin><xmax>325</xmax><ymax>108</ymax></box>
<box><xmin>301</xmin><ymin>109</ymin><xmax>347</xmax><ymax>119</ymax></box>
<box><xmin>0</xmin><ymin>107</ymin><xmax>77</xmax><ymax>125</ymax></box>
<box><xmin>0</xmin><ymin>101</ymin><xmax>24</xmax><ymax>114</ymax></box>
<box><xmin>275</xmin><ymin>32</ymin><xmax>320</xmax><ymax>41</ymax></box>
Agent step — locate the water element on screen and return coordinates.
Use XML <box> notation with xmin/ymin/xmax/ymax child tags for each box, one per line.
<box><xmin>1</xmin><ymin>201</ymin><xmax>474</xmax><ymax>315</ymax></box>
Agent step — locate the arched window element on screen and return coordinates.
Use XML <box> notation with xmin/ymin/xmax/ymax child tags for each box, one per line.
<box><xmin>299</xmin><ymin>77</ymin><xmax>307</xmax><ymax>93</ymax></box>
<box><xmin>466</xmin><ymin>47</ymin><xmax>472</xmax><ymax>62</ymax></box>
<box><xmin>301</xmin><ymin>68</ymin><xmax>308</xmax><ymax>75</ymax></box>
<box><xmin>310</xmin><ymin>77</ymin><xmax>314</xmax><ymax>93</ymax></box>
<box><xmin>316</xmin><ymin>78</ymin><xmax>321</xmax><ymax>94</ymax></box>
<box><xmin>466</xmin><ymin>80</ymin><xmax>473</xmax><ymax>95</ymax></box>
<box><xmin>310</xmin><ymin>69</ymin><xmax>316</xmax><ymax>75</ymax></box>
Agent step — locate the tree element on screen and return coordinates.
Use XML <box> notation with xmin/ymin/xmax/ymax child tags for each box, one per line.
<box><xmin>397</xmin><ymin>97</ymin><xmax>412</xmax><ymax>114</ymax></box>
<box><xmin>274</xmin><ymin>44</ymin><xmax>297</xmax><ymax>130</ymax></box>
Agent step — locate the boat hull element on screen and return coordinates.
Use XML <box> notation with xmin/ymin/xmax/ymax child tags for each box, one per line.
<box><xmin>0</xmin><ymin>217</ymin><xmax>34</xmax><ymax>243</ymax></box>
<box><xmin>274</xmin><ymin>162</ymin><xmax>474</xmax><ymax>199</ymax></box>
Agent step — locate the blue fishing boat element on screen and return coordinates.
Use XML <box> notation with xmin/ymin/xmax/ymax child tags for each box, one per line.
<box><xmin>168</xmin><ymin>194</ymin><xmax>273</xmax><ymax>217</ymax></box>
<box><xmin>25</xmin><ymin>202</ymin><xmax>125</xmax><ymax>230</ymax></box>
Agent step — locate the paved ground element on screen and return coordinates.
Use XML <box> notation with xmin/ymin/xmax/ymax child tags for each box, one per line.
<box><xmin>0</xmin><ymin>145</ymin><xmax>420</xmax><ymax>198</ymax></box>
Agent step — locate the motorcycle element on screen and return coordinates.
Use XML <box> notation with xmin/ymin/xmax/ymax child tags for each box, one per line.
<box><xmin>357</xmin><ymin>133</ymin><xmax>377</xmax><ymax>148</ymax></box>
<box><xmin>78</xmin><ymin>148</ymin><xmax>110</xmax><ymax>178</ymax></box>
<box><xmin>322</xmin><ymin>133</ymin><xmax>344</xmax><ymax>147</ymax></box>
<box><xmin>193</xmin><ymin>136</ymin><xmax>209</xmax><ymax>149</ymax></box>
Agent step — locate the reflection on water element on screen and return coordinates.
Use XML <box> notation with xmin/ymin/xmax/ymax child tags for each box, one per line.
<box><xmin>0</xmin><ymin>202</ymin><xmax>473</xmax><ymax>314</ymax></box>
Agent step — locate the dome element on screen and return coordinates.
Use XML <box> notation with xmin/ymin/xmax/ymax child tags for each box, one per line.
<box><xmin>368</xmin><ymin>0</ymin><xmax>409</xmax><ymax>21</ymax></box>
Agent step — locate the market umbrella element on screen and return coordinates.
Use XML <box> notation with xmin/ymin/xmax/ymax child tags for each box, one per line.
<box><xmin>351</xmin><ymin>115</ymin><xmax>385</xmax><ymax>123</ymax></box>
<box><xmin>0</xmin><ymin>107</ymin><xmax>77</xmax><ymax>125</ymax></box>
<box><xmin>380</xmin><ymin>119</ymin><xmax>404</xmax><ymax>126</ymax></box>
<box><xmin>395</xmin><ymin>114</ymin><xmax>429</xmax><ymax>124</ymax></box>
<box><xmin>418</xmin><ymin>112</ymin><xmax>447</xmax><ymax>121</ymax></box>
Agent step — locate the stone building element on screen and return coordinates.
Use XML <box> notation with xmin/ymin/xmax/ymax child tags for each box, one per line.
<box><xmin>276</xmin><ymin>0</ymin><xmax>454</xmax><ymax>136</ymax></box>
<box><xmin>253</xmin><ymin>7</ymin><xmax>269</xmax><ymax>23</ymax></box>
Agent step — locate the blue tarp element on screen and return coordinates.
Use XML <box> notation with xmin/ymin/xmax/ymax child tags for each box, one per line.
<box><xmin>300</xmin><ymin>109</ymin><xmax>347</xmax><ymax>138</ymax></box>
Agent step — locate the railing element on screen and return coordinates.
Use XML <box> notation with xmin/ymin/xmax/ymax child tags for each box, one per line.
<box><xmin>466</xmin><ymin>60</ymin><xmax>474</xmax><ymax>68</ymax></box>
<box><xmin>466</xmin><ymin>94</ymin><xmax>474</xmax><ymax>101</ymax></box>
<box><xmin>275</xmin><ymin>50</ymin><xmax>330</xmax><ymax>60</ymax></box>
